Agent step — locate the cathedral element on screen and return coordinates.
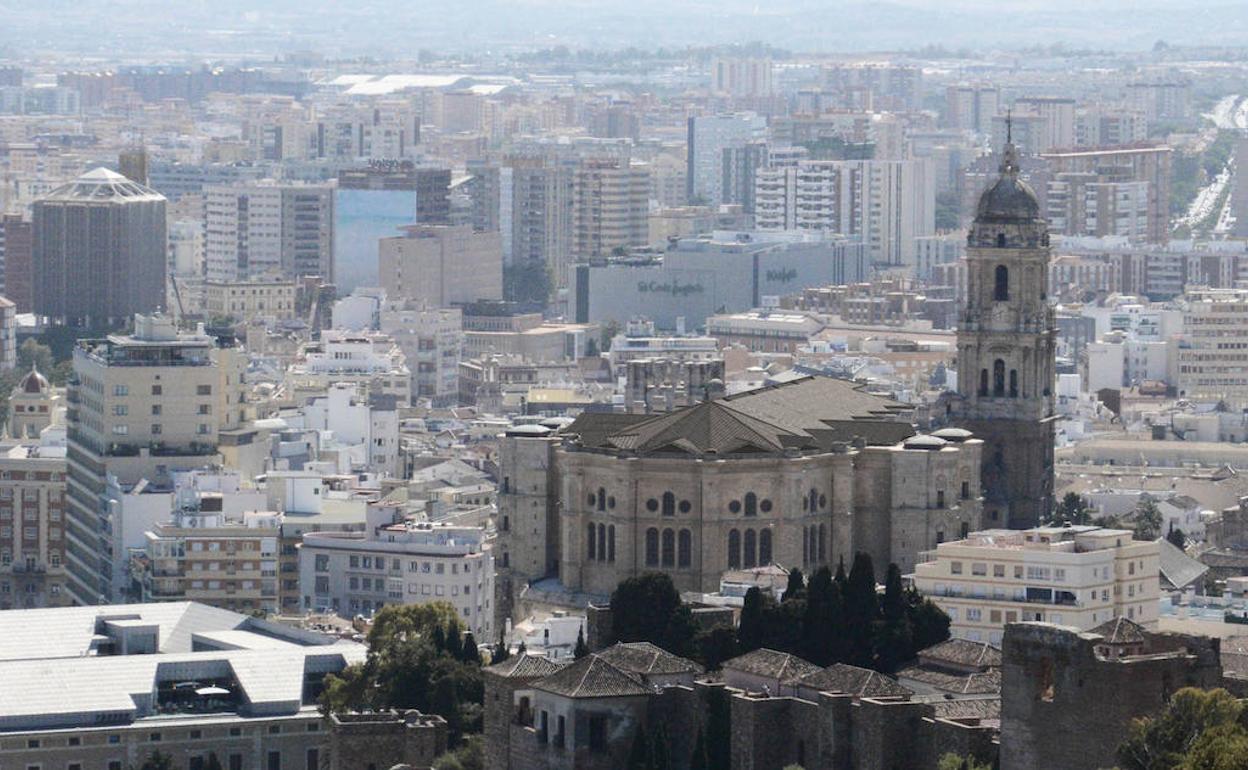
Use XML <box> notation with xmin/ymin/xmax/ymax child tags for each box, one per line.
<box><xmin>952</xmin><ymin>130</ymin><xmax>1057</xmax><ymax>528</ymax></box>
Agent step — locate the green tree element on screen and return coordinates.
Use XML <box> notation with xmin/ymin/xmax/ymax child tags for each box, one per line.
<box><xmin>610</xmin><ymin>572</ymin><xmax>696</xmax><ymax>657</ymax></box>
<box><xmin>737</xmin><ymin>586</ymin><xmax>768</xmax><ymax>653</ymax></box>
<box><xmin>907</xmin><ymin>586</ymin><xmax>952</xmax><ymax>653</ymax></box>
<box><xmin>503</xmin><ymin>260</ymin><xmax>553</xmax><ymax>306</ymax></box>
<box><xmin>801</xmin><ymin>566</ymin><xmax>844</xmax><ymax>666</ymax></box>
<box><xmin>695</xmin><ymin>626</ymin><xmax>739</xmax><ymax>671</ymax></box>
<box><xmin>844</xmin><ymin>552</ymin><xmax>879</xmax><ymax>667</ymax></box>
<box><xmin>17</xmin><ymin>338</ymin><xmax>53</xmax><ymax>375</ymax></box>
<box><xmin>433</xmin><ymin>735</ymin><xmax>484</xmax><ymax>770</ymax></box>
<box><xmin>1134</xmin><ymin>498</ymin><xmax>1164</xmax><ymax>541</ymax></box>
<box><xmin>1167</xmin><ymin>527</ymin><xmax>1187</xmax><ymax>550</ymax></box>
<box><xmin>1054</xmin><ymin>492</ymin><xmax>1092</xmax><ymax>525</ymax></box>
<box><xmin>492</xmin><ymin>632</ymin><xmax>511</xmax><ymax>664</ymax></box>
<box><xmin>1178</xmin><ymin>722</ymin><xmax>1248</xmax><ymax>770</ymax></box>
<box><xmin>937</xmin><ymin>753</ymin><xmax>993</xmax><ymax>770</ymax></box>
<box><xmin>574</xmin><ymin>627</ymin><xmax>589</xmax><ymax>659</ymax></box>
<box><xmin>781</xmin><ymin>568</ymin><xmax>806</xmax><ymax>603</ymax></box>
<box><xmin>136</xmin><ymin>752</ymin><xmax>174</xmax><ymax>770</ymax></box>
<box><xmin>460</xmin><ymin>631</ymin><xmax>481</xmax><ymax>664</ymax></box>
<box><xmin>1118</xmin><ymin>687</ymin><xmax>1245</xmax><ymax>770</ymax></box>
<box><xmin>873</xmin><ymin>564</ymin><xmax>914</xmax><ymax>673</ymax></box>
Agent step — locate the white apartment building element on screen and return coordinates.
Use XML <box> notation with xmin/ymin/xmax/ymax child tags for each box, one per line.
<box><xmin>754</xmin><ymin>159</ymin><xmax>934</xmax><ymax>266</ymax></box>
<box><xmin>686</xmin><ymin>113</ymin><xmax>767</xmax><ymax>206</ymax></box>
<box><xmin>204</xmin><ymin>182</ymin><xmax>334</xmax><ymax>282</ymax></box>
<box><xmin>379</xmin><ymin>303</ymin><xmax>464</xmax><ymax>407</ymax></box>
<box><xmin>287</xmin><ymin>330</ymin><xmax>412</xmax><ymax>407</ymax></box>
<box><xmin>1175</xmin><ymin>288</ymin><xmax>1248</xmax><ymax>405</ymax></box>
<box><xmin>297</xmin><ymin>383</ymin><xmax>401</xmax><ymax>477</ymax></box>
<box><xmin>913</xmin><ymin>525</ymin><xmax>1160</xmax><ymax>646</ymax></box>
<box><xmin>378</xmin><ymin>224</ymin><xmax>503</xmax><ymax>307</ymax></box>
<box><xmin>300</xmin><ymin>504</ymin><xmax>494</xmax><ymax>639</ymax></box>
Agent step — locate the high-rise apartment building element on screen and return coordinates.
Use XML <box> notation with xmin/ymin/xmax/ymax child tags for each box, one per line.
<box><xmin>686</xmin><ymin>113</ymin><xmax>767</xmax><ymax>207</ymax></box>
<box><xmin>508</xmin><ymin>158</ymin><xmax>575</xmax><ymax>283</ymax></box>
<box><xmin>0</xmin><ymin>213</ymin><xmax>32</xmax><ymax>311</ymax></box>
<box><xmin>710</xmin><ymin>57</ymin><xmax>774</xmax><ymax>98</ymax></box>
<box><xmin>203</xmin><ymin>182</ymin><xmax>334</xmax><ymax>283</ymax></box>
<box><xmin>754</xmin><ymin>159</ymin><xmax>935</xmax><ymax>266</ymax></box>
<box><xmin>1040</xmin><ymin>145</ymin><xmax>1172</xmax><ymax>244</ymax></box>
<box><xmin>32</xmin><ymin>168</ymin><xmax>167</xmax><ymax>327</ymax></box>
<box><xmin>379</xmin><ymin>224</ymin><xmax>503</xmax><ymax>307</ymax></box>
<box><xmin>572</xmin><ymin>159</ymin><xmax>650</xmax><ymax>261</ymax></box>
<box><xmin>1011</xmin><ymin>97</ymin><xmax>1077</xmax><ymax>152</ymax></box>
<box><xmin>65</xmin><ymin>315</ymin><xmax>236</xmax><ymax>605</ymax></box>
<box><xmin>945</xmin><ymin>85</ymin><xmax>1000</xmax><ymax>133</ymax></box>
<box><xmin>378</xmin><ymin>302</ymin><xmax>464</xmax><ymax>407</ymax></box>
<box><xmin>1175</xmin><ymin>288</ymin><xmax>1248</xmax><ymax>406</ymax></box>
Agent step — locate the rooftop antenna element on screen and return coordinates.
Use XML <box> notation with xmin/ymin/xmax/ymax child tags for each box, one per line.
<box><xmin>1006</xmin><ymin>108</ymin><xmax>1012</xmax><ymax>145</ymax></box>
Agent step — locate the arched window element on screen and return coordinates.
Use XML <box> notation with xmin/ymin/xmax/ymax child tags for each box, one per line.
<box><xmin>587</xmin><ymin>522</ymin><xmax>596</xmax><ymax>560</ymax></box>
<box><xmin>743</xmin><ymin>529</ymin><xmax>757</xmax><ymax>568</ymax></box>
<box><xmin>993</xmin><ymin>359</ymin><xmax>1006</xmax><ymax>397</ymax></box>
<box><xmin>1009</xmin><ymin>369</ymin><xmax>1019</xmax><ymax>398</ymax></box>
<box><xmin>678</xmin><ymin>530</ymin><xmax>692</xmax><ymax>567</ymax></box>
<box><xmin>979</xmin><ymin>369</ymin><xmax>989</xmax><ymax>397</ymax></box>
<box><xmin>996</xmin><ymin>233</ymin><xmax>1007</xmax><ymax>249</ymax></box>
<box><xmin>802</xmin><ymin>527</ymin><xmax>810</xmax><ymax>565</ymax></box>
<box><xmin>597</xmin><ymin>487</ymin><xmax>606</xmax><ymax>512</ymax></box>
<box><xmin>818</xmin><ymin>524</ymin><xmax>827</xmax><ymax>563</ymax></box>
<box><xmin>662</xmin><ymin>491</ymin><xmax>675</xmax><ymax>517</ymax></box>
<box><xmin>608</xmin><ymin>526</ymin><xmax>616</xmax><ymax>563</ymax></box>
<box><xmin>809</xmin><ymin>488</ymin><xmax>818</xmax><ymax>512</ymax></box>
<box><xmin>744</xmin><ymin>492</ymin><xmax>757</xmax><ymax>517</ymax></box>
<box><xmin>597</xmin><ymin>524</ymin><xmax>606</xmax><ymax>562</ymax></box>
<box><xmin>759</xmin><ymin>529</ymin><xmax>772</xmax><ymax>565</ymax></box>
<box><xmin>994</xmin><ymin>264</ymin><xmax>1009</xmax><ymax>300</ymax></box>
<box><xmin>645</xmin><ymin>528</ymin><xmax>659</xmax><ymax>566</ymax></box>
<box><xmin>728</xmin><ymin>530</ymin><xmax>741</xmax><ymax>568</ymax></box>
<box><xmin>661</xmin><ymin>529</ymin><xmax>675</xmax><ymax>567</ymax></box>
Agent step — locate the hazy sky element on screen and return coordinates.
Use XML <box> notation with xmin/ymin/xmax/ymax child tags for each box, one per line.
<box><xmin>4</xmin><ymin>0</ymin><xmax>1247</xmax><ymax>59</ymax></box>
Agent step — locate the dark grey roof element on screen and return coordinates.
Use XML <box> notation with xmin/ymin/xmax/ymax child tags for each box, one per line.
<box><xmin>723</xmin><ymin>648</ymin><xmax>823</xmax><ymax>682</ymax></box>
<box><xmin>917</xmin><ymin>639</ymin><xmax>1002</xmax><ymax>669</ymax></box>
<box><xmin>975</xmin><ymin>143</ymin><xmax>1040</xmax><ymax>223</ymax></box>
<box><xmin>484</xmin><ymin>653</ymin><xmax>568</xmax><ymax>679</ymax></box>
<box><xmin>1090</xmin><ymin>617</ymin><xmax>1148</xmax><ymax>645</ymax></box>
<box><xmin>897</xmin><ymin>666</ymin><xmax>1002</xmax><ymax>696</ymax></box>
<box><xmin>533</xmin><ymin>654</ymin><xmax>653</xmax><ymax>698</ymax></box>
<box><xmin>564</xmin><ymin>412</ymin><xmax>650</xmax><ymax>447</ymax></box>
<box><xmin>796</xmin><ymin>663</ymin><xmax>913</xmax><ymax>698</ymax></box>
<box><xmin>596</xmin><ymin>642</ymin><xmax>702</xmax><ymax>676</ymax></box>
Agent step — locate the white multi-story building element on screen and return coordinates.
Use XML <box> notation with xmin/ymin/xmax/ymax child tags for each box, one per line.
<box><xmin>300</xmin><ymin>504</ymin><xmax>494</xmax><ymax>639</ymax></box>
<box><xmin>913</xmin><ymin>525</ymin><xmax>1160</xmax><ymax>646</ymax></box>
<box><xmin>1175</xmin><ymin>288</ymin><xmax>1248</xmax><ymax>405</ymax></box>
<box><xmin>204</xmin><ymin>182</ymin><xmax>334</xmax><ymax>282</ymax></box>
<box><xmin>287</xmin><ymin>330</ymin><xmax>412</xmax><ymax>407</ymax></box>
<box><xmin>754</xmin><ymin>159</ymin><xmax>934</xmax><ymax>266</ymax></box>
<box><xmin>297</xmin><ymin>383</ymin><xmax>401</xmax><ymax>477</ymax></box>
<box><xmin>686</xmin><ymin>113</ymin><xmax>767</xmax><ymax>207</ymax></box>
<box><xmin>379</xmin><ymin>303</ymin><xmax>464</xmax><ymax>407</ymax></box>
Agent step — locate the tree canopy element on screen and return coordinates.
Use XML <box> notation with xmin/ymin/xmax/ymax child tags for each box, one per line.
<box><xmin>1117</xmin><ymin>687</ymin><xmax>1248</xmax><ymax>770</ymax></box>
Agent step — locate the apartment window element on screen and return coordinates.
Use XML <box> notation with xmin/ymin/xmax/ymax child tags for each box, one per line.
<box><xmin>993</xmin><ymin>564</ymin><xmax>1005</xmax><ymax>578</ymax></box>
<box><xmin>971</xmin><ymin>563</ymin><xmax>987</xmax><ymax>576</ymax></box>
<box><xmin>197</xmin><ymin>424</ymin><xmax>210</xmax><ymax>435</ymax></box>
<box><xmin>149</xmin><ymin>732</ymin><xmax>162</xmax><ymax>742</ymax></box>
<box><xmin>961</xmin><ymin>481</ymin><xmax>970</xmax><ymax>499</ymax></box>
<box><xmin>197</xmin><ymin>385</ymin><xmax>213</xmax><ymax>396</ymax></box>
<box><xmin>112</xmin><ymin>405</ymin><xmax>128</xmax><ymax>416</ymax></box>
<box><xmin>990</xmin><ymin>610</ymin><xmax>1002</xmax><ymax>623</ymax></box>
<box><xmin>1014</xmin><ymin>565</ymin><xmax>1024</xmax><ymax>579</ymax></box>
<box><xmin>68</xmin><ymin>737</ymin><xmax>80</xmax><ymax>747</ymax></box>
<box><xmin>950</xmin><ymin>561</ymin><xmax>963</xmax><ymax>575</ymax></box>
<box><xmin>306</xmin><ymin>749</ymin><xmax>320</xmax><ymax>770</ymax></box>
<box><xmin>112</xmin><ymin>425</ymin><xmax>128</xmax><ymax>435</ymax></box>
<box><xmin>229</xmin><ymin>727</ymin><xmax>242</xmax><ymax>737</ymax></box>
<box><xmin>269</xmin><ymin>725</ymin><xmax>281</xmax><ymax>735</ymax></box>
<box><xmin>151</xmin><ymin>424</ymin><xmax>162</xmax><ymax>435</ymax></box>
<box><xmin>189</xmin><ymin>729</ymin><xmax>202</xmax><ymax>739</ymax></box>
<box><xmin>27</xmin><ymin>739</ymin><xmax>39</xmax><ymax>748</ymax></box>
<box><xmin>967</xmin><ymin>608</ymin><xmax>982</xmax><ymax>622</ymax></box>
<box><xmin>198</xmin><ymin>404</ymin><xmax>212</xmax><ymax>415</ymax></box>
<box><xmin>267</xmin><ymin>752</ymin><xmax>281</xmax><ymax>770</ymax></box>
<box><xmin>108</xmin><ymin>735</ymin><xmax>121</xmax><ymax>744</ymax></box>
<box><xmin>113</xmin><ymin>385</ymin><xmax>128</xmax><ymax>396</ymax></box>
<box><xmin>151</xmin><ymin>385</ymin><xmax>162</xmax><ymax>395</ymax></box>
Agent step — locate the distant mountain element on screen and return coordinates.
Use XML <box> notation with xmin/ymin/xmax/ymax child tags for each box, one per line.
<box><xmin>2</xmin><ymin>0</ymin><xmax>1246</xmax><ymax>57</ymax></box>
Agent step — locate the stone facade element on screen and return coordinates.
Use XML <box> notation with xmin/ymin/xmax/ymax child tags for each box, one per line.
<box><xmin>328</xmin><ymin>711</ymin><xmax>448</xmax><ymax>770</ymax></box>
<box><xmin>999</xmin><ymin>622</ymin><xmax>1223</xmax><ymax>770</ymax></box>
<box><xmin>952</xmin><ymin>138</ymin><xmax>1057</xmax><ymax>529</ymax></box>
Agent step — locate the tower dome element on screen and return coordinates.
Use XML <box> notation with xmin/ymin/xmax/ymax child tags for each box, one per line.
<box><xmin>17</xmin><ymin>367</ymin><xmax>48</xmax><ymax>394</ymax></box>
<box><xmin>975</xmin><ymin>138</ymin><xmax>1040</xmax><ymax>223</ymax></box>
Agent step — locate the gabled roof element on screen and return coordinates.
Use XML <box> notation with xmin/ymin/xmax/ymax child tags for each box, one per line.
<box><xmin>533</xmin><ymin>655</ymin><xmax>653</xmax><ymax>698</ymax></box>
<box><xmin>484</xmin><ymin>652</ymin><xmax>568</xmax><ymax>679</ymax></box>
<box><xmin>596</xmin><ymin>642</ymin><xmax>702</xmax><ymax>676</ymax></box>
<box><xmin>917</xmin><ymin>639</ymin><xmax>1002</xmax><ymax>669</ymax></box>
<box><xmin>573</xmin><ymin>377</ymin><xmax>913</xmax><ymax>456</ymax></box>
<box><xmin>723</xmin><ymin>648</ymin><xmax>822</xmax><ymax>683</ymax></box>
<box><xmin>897</xmin><ymin>666</ymin><xmax>1002</xmax><ymax>696</ymax></box>
<box><xmin>795</xmin><ymin>663</ymin><xmax>912</xmax><ymax>698</ymax></box>
<box><xmin>1090</xmin><ymin>616</ymin><xmax>1148</xmax><ymax>645</ymax></box>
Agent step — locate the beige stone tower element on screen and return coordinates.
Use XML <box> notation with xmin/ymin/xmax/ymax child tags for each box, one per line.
<box><xmin>955</xmin><ymin>129</ymin><xmax>1056</xmax><ymax>528</ymax></box>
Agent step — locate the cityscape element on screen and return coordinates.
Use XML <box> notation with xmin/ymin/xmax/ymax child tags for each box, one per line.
<box><xmin>5</xmin><ymin>3</ymin><xmax>1248</xmax><ymax>769</ymax></box>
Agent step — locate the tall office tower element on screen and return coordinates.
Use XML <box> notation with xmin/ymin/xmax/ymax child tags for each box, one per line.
<box><xmin>508</xmin><ymin>158</ymin><xmax>574</xmax><ymax>285</ymax></box>
<box><xmin>754</xmin><ymin>158</ymin><xmax>935</xmax><ymax>266</ymax></box>
<box><xmin>334</xmin><ymin>165</ymin><xmax>450</xmax><ymax>293</ymax></box>
<box><xmin>378</xmin><ymin>225</ymin><xmax>503</xmax><ymax>307</ymax></box>
<box><xmin>65</xmin><ymin>315</ymin><xmax>238</xmax><ymax>605</ymax></box>
<box><xmin>953</xmin><ymin>138</ymin><xmax>1056</xmax><ymax>529</ymax></box>
<box><xmin>1041</xmin><ymin>145</ymin><xmax>1172</xmax><ymax>245</ymax></box>
<box><xmin>203</xmin><ymin>182</ymin><xmax>334</xmax><ymax>283</ymax></box>
<box><xmin>0</xmin><ymin>214</ymin><xmax>32</xmax><ymax>311</ymax></box>
<box><xmin>32</xmin><ymin>168</ymin><xmax>167</xmax><ymax>328</ymax></box>
<box><xmin>945</xmin><ymin>84</ymin><xmax>1000</xmax><ymax>133</ymax></box>
<box><xmin>711</xmin><ymin>57</ymin><xmax>774</xmax><ymax>98</ymax></box>
<box><xmin>686</xmin><ymin>113</ymin><xmax>767</xmax><ymax>207</ymax></box>
<box><xmin>572</xmin><ymin>159</ymin><xmax>650</xmax><ymax>262</ymax></box>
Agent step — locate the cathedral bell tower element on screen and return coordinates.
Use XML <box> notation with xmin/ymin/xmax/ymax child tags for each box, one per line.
<box><xmin>955</xmin><ymin>127</ymin><xmax>1056</xmax><ymax>528</ymax></box>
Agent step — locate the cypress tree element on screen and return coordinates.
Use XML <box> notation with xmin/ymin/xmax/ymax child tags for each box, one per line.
<box><xmin>574</xmin><ymin>628</ymin><xmax>590</xmax><ymax>659</ymax></box>
<box><xmin>737</xmin><ymin>587</ymin><xmax>767</xmax><ymax>653</ymax></box>
<box><xmin>493</xmin><ymin>632</ymin><xmax>511</xmax><ymax>664</ymax></box>
<box><xmin>460</xmin><ymin>631</ymin><xmax>481</xmax><ymax>664</ymax></box>
<box><xmin>845</xmin><ymin>552</ymin><xmax>879</xmax><ymax>667</ymax></box>
<box><xmin>781</xmin><ymin>568</ymin><xmax>806</xmax><ymax>603</ymax></box>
